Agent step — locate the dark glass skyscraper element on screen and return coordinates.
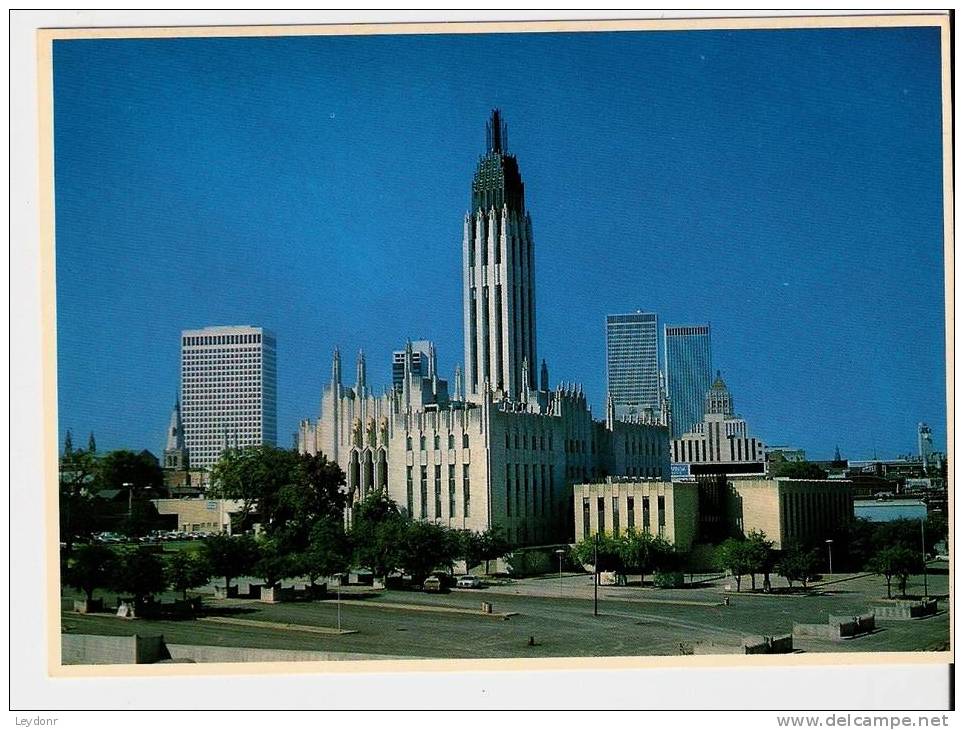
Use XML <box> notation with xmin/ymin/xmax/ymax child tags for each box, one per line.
<box><xmin>606</xmin><ymin>311</ymin><xmax>660</xmax><ymax>420</ymax></box>
<box><xmin>664</xmin><ymin>324</ymin><xmax>713</xmax><ymax>437</ymax></box>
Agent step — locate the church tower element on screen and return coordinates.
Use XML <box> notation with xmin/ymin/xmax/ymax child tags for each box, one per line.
<box><xmin>463</xmin><ymin>109</ymin><xmax>538</xmax><ymax>402</ymax></box>
<box><xmin>163</xmin><ymin>397</ymin><xmax>189</xmax><ymax>470</ymax></box>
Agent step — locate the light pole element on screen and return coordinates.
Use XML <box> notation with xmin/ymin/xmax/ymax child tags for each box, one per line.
<box><xmin>920</xmin><ymin>516</ymin><xmax>928</xmax><ymax>598</ymax></box>
<box><xmin>593</xmin><ymin>532</ymin><xmax>599</xmax><ymax>617</ymax></box>
<box><xmin>825</xmin><ymin>539</ymin><xmax>834</xmax><ymax>577</ymax></box>
<box><xmin>555</xmin><ymin>548</ymin><xmax>565</xmax><ymax>599</ymax></box>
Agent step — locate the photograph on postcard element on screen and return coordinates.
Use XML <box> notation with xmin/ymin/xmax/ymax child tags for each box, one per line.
<box><xmin>42</xmin><ymin>16</ymin><xmax>951</xmax><ymax>670</ymax></box>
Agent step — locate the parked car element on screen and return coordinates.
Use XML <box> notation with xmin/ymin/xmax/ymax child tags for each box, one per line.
<box><xmin>422</xmin><ymin>576</ymin><xmax>444</xmax><ymax>593</ymax></box>
<box><xmin>456</xmin><ymin>575</ymin><xmax>482</xmax><ymax>589</ymax></box>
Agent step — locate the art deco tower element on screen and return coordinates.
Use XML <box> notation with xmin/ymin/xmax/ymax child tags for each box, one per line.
<box><xmin>463</xmin><ymin>109</ymin><xmax>537</xmax><ymax>401</ymax></box>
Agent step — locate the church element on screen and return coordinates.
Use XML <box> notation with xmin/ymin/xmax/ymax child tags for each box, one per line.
<box><xmin>298</xmin><ymin>111</ymin><xmax>670</xmax><ymax>546</ymax></box>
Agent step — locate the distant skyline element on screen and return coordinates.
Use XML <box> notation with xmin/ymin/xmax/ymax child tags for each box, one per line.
<box><xmin>54</xmin><ymin>26</ymin><xmax>947</xmax><ymax>460</ymax></box>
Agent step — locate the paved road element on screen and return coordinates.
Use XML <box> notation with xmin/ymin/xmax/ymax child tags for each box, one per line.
<box><xmin>61</xmin><ymin>569</ymin><xmax>949</xmax><ymax>659</ymax></box>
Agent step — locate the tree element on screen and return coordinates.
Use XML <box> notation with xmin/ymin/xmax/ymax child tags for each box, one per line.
<box><xmin>87</xmin><ymin>432</ymin><xmax>97</xmax><ymax>454</ymax></box>
<box><xmin>165</xmin><ymin>552</ymin><xmax>212</xmax><ymax>601</ymax></box>
<box><xmin>97</xmin><ymin>449</ymin><xmax>164</xmax><ymax>493</ymax></box>
<box><xmin>398</xmin><ymin>521</ymin><xmax>457</xmax><ymax>585</ymax></box>
<box><xmin>744</xmin><ymin>530</ymin><xmax>774</xmax><ymax>592</ymax></box>
<box><xmin>571</xmin><ymin>533</ymin><xmax>624</xmax><ymax>575</ymax></box>
<box><xmin>110</xmin><ymin>548</ymin><xmax>167</xmax><ymax>605</ymax></box>
<box><xmin>208</xmin><ymin>446</ymin><xmax>300</xmax><ymax>532</ymax></box>
<box><xmin>776</xmin><ymin>543</ymin><xmax>820</xmax><ymax>590</ymax></box>
<box><xmin>868</xmin><ymin>545</ymin><xmax>918</xmax><ymax>598</ymax></box>
<box><xmin>452</xmin><ymin>530</ymin><xmax>483</xmax><ymax>573</ymax></box>
<box><xmin>715</xmin><ymin>538</ymin><xmax>753</xmax><ymax>592</ymax></box>
<box><xmin>254</xmin><ymin>537</ymin><xmax>298</xmax><ymax>588</ymax></box>
<box><xmin>297</xmin><ymin>517</ymin><xmax>352</xmax><ymax>586</ymax></box>
<box><xmin>619</xmin><ymin>529</ymin><xmax>655</xmax><ymax>585</ymax></box>
<box><xmin>200</xmin><ymin>533</ymin><xmax>259</xmax><ymax>592</ymax></box>
<box><xmin>64</xmin><ymin>543</ymin><xmax>118</xmax><ymax>602</ymax></box>
<box><xmin>772</xmin><ymin>461</ymin><xmax>829</xmax><ymax>480</ymax></box>
<box><xmin>477</xmin><ymin>528</ymin><xmax>510</xmax><ymax>574</ymax></box>
<box><xmin>351</xmin><ymin>491</ymin><xmax>406</xmax><ymax>581</ymax></box>
<box><xmin>271</xmin><ymin>454</ymin><xmax>347</xmax><ymax>549</ymax></box>
<box><xmin>59</xmin><ymin>446</ymin><xmax>100</xmax><ymax>556</ymax></box>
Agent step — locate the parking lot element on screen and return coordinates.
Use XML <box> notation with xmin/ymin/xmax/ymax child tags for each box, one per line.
<box><xmin>61</xmin><ymin>566</ymin><xmax>949</xmax><ymax>660</ymax></box>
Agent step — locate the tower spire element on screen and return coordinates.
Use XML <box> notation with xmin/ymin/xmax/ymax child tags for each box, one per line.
<box><xmin>486</xmin><ymin>108</ymin><xmax>507</xmax><ymax>153</ymax></box>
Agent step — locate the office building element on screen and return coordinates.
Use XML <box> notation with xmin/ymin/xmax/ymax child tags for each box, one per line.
<box><xmin>607</xmin><ymin>312</ymin><xmax>660</xmax><ymax>421</ymax></box>
<box><xmin>670</xmin><ymin>371</ymin><xmax>766</xmax><ymax>476</ymax></box>
<box><xmin>392</xmin><ymin>340</ymin><xmax>433</xmax><ymax>391</ymax></box>
<box><xmin>664</xmin><ymin>324</ymin><xmax>712</xmax><ymax>437</ymax></box>
<box><xmin>180</xmin><ymin>325</ymin><xmax>277</xmax><ymax>469</ymax></box>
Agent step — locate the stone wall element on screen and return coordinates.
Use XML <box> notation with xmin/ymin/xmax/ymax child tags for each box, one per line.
<box><xmin>62</xmin><ymin>634</ymin><xmax>169</xmax><ymax>665</ymax></box>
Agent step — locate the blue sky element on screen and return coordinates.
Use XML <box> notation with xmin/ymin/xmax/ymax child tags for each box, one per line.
<box><xmin>53</xmin><ymin>26</ymin><xmax>947</xmax><ymax>460</ymax></box>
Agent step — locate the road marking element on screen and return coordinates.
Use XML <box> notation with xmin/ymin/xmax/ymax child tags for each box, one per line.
<box><xmin>198</xmin><ymin>616</ymin><xmax>357</xmax><ymax>635</ymax></box>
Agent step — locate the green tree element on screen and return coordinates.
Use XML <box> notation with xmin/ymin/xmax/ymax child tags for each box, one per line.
<box><xmin>744</xmin><ymin>529</ymin><xmax>774</xmax><ymax>591</ymax></box>
<box><xmin>208</xmin><ymin>446</ymin><xmax>300</xmax><ymax>532</ymax></box>
<box><xmin>477</xmin><ymin>528</ymin><xmax>510</xmax><ymax>574</ymax></box>
<box><xmin>398</xmin><ymin>521</ymin><xmax>457</xmax><ymax>585</ymax></box>
<box><xmin>110</xmin><ymin>548</ymin><xmax>167</xmax><ymax>605</ymax></box>
<box><xmin>254</xmin><ymin>537</ymin><xmax>298</xmax><ymax>588</ymax></box>
<box><xmin>97</xmin><ymin>449</ymin><xmax>164</xmax><ymax>493</ymax></box>
<box><xmin>776</xmin><ymin>543</ymin><xmax>820</xmax><ymax>590</ymax></box>
<box><xmin>772</xmin><ymin>461</ymin><xmax>829</xmax><ymax>479</ymax></box>
<box><xmin>451</xmin><ymin>530</ymin><xmax>483</xmax><ymax>573</ymax></box>
<box><xmin>200</xmin><ymin>533</ymin><xmax>259</xmax><ymax>592</ymax></box>
<box><xmin>165</xmin><ymin>551</ymin><xmax>212</xmax><ymax>601</ymax></box>
<box><xmin>350</xmin><ymin>491</ymin><xmax>407</xmax><ymax>581</ymax></box>
<box><xmin>59</xmin><ymin>446</ymin><xmax>100</xmax><ymax>556</ymax></box>
<box><xmin>868</xmin><ymin>545</ymin><xmax>918</xmax><ymax>598</ymax></box>
<box><xmin>571</xmin><ymin>533</ymin><xmax>625</xmax><ymax>576</ymax></box>
<box><xmin>271</xmin><ymin>454</ymin><xmax>347</xmax><ymax>548</ymax></box>
<box><xmin>297</xmin><ymin>517</ymin><xmax>352</xmax><ymax>586</ymax></box>
<box><xmin>64</xmin><ymin>543</ymin><xmax>118</xmax><ymax>602</ymax></box>
<box><xmin>714</xmin><ymin>538</ymin><xmax>753</xmax><ymax>592</ymax></box>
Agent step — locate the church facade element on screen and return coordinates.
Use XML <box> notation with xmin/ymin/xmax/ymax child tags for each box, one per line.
<box><xmin>298</xmin><ymin>111</ymin><xmax>670</xmax><ymax>546</ymax></box>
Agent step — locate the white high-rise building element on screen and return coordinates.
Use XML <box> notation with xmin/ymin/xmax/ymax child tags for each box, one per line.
<box><xmin>180</xmin><ymin>325</ymin><xmax>277</xmax><ymax>469</ymax></box>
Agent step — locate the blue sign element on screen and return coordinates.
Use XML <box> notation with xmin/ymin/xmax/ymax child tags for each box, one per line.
<box><xmin>670</xmin><ymin>463</ymin><xmax>691</xmax><ymax>479</ymax></box>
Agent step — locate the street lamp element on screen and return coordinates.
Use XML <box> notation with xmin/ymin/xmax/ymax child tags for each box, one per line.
<box><xmin>123</xmin><ymin>482</ymin><xmax>134</xmax><ymax>519</ymax></box>
<box><xmin>593</xmin><ymin>532</ymin><xmax>599</xmax><ymax>617</ymax></box>
<box><xmin>920</xmin><ymin>516</ymin><xmax>928</xmax><ymax>598</ymax></box>
<box><xmin>554</xmin><ymin>548</ymin><xmax>565</xmax><ymax>599</ymax></box>
<box><xmin>825</xmin><ymin>539</ymin><xmax>834</xmax><ymax>577</ymax></box>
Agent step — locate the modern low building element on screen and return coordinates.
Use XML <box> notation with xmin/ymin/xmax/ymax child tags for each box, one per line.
<box><xmin>151</xmin><ymin>497</ymin><xmax>244</xmax><ymax>533</ymax></box>
<box><xmin>725</xmin><ymin>476</ymin><xmax>853</xmax><ymax>550</ymax></box>
<box><xmin>574</xmin><ymin>476</ymin><xmax>853</xmax><ymax>553</ymax></box>
<box><xmin>573</xmin><ymin>478</ymin><xmax>699</xmax><ymax>551</ymax></box>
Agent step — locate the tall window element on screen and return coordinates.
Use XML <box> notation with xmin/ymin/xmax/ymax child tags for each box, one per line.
<box><xmin>434</xmin><ymin>465</ymin><xmax>442</xmax><ymax>518</ymax></box>
<box><xmin>506</xmin><ymin>464</ymin><xmax>512</xmax><ymax>517</ymax></box>
<box><xmin>406</xmin><ymin>466</ymin><xmax>413</xmax><ymax>515</ymax></box>
<box><xmin>612</xmin><ymin>496</ymin><xmax>620</xmax><ymax>536</ymax></box>
<box><xmin>627</xmin><ymin>496</ymin><xmax>635</xmax><ymax>530</ymax></box>
<box><xmin>448</xmin><ymin>464</ymin><xmax>456</xmax><ymax>517</ymax></box>
<box><xmin>462</xmin><ymin>433</ymin><xmax>469</xmax><ymax>449</ymax></box>
<box><xmin>448</xmin><ymin>433</ymin><xmax>455</xmax><ymax>449</ymax></box>
<box><xmin>462</xmin><ymin>465</ymin><xmax>470</xmax><ymax>518</ymax></box>
<box><xmin>406</xmin><ymin>436</ymin><xmax>412</xmax><ymax>451</ymax></box>
<box><xmin>420</xmin><ymin>435</ymin><xmax>426</xmax><ymax>451</ymax></box>
<box><xmin>642</xmin><ymin>496</ymin><xmax>650</xmax><ymax>534</ymax></box>
<box><xmin>420</xmin><ymin>466</ymin><xmax>428</xmax><ymax>519</ymax></box>
<box><xmin>434</xmin><ymin>434</ymin><xmax>440</xmax><ymax>450</ymax></box>
<box><xmin>657</xmin><ymin>495</ymin><xmax>666</xmax><ymax>536</ymax></box>
<box><xmin>582</xmin><ymin>497</ymin><xmax>590</xmax><ymax>539</ymax></box>
<box><xmin>597</xmin><ymin>496</ymin><xmax>605</xmax><ymax>534</ymax></box>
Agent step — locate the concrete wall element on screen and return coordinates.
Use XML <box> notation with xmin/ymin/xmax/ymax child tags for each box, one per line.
<box><xmin>166</xmin><ymin>644</ymin><xmax>417</xmax><ymax>663</ymax></box>
<box><xmin>62</xmin><ymin>634</ymin><xmax>169</xmax><ymax>665</ymax></box>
